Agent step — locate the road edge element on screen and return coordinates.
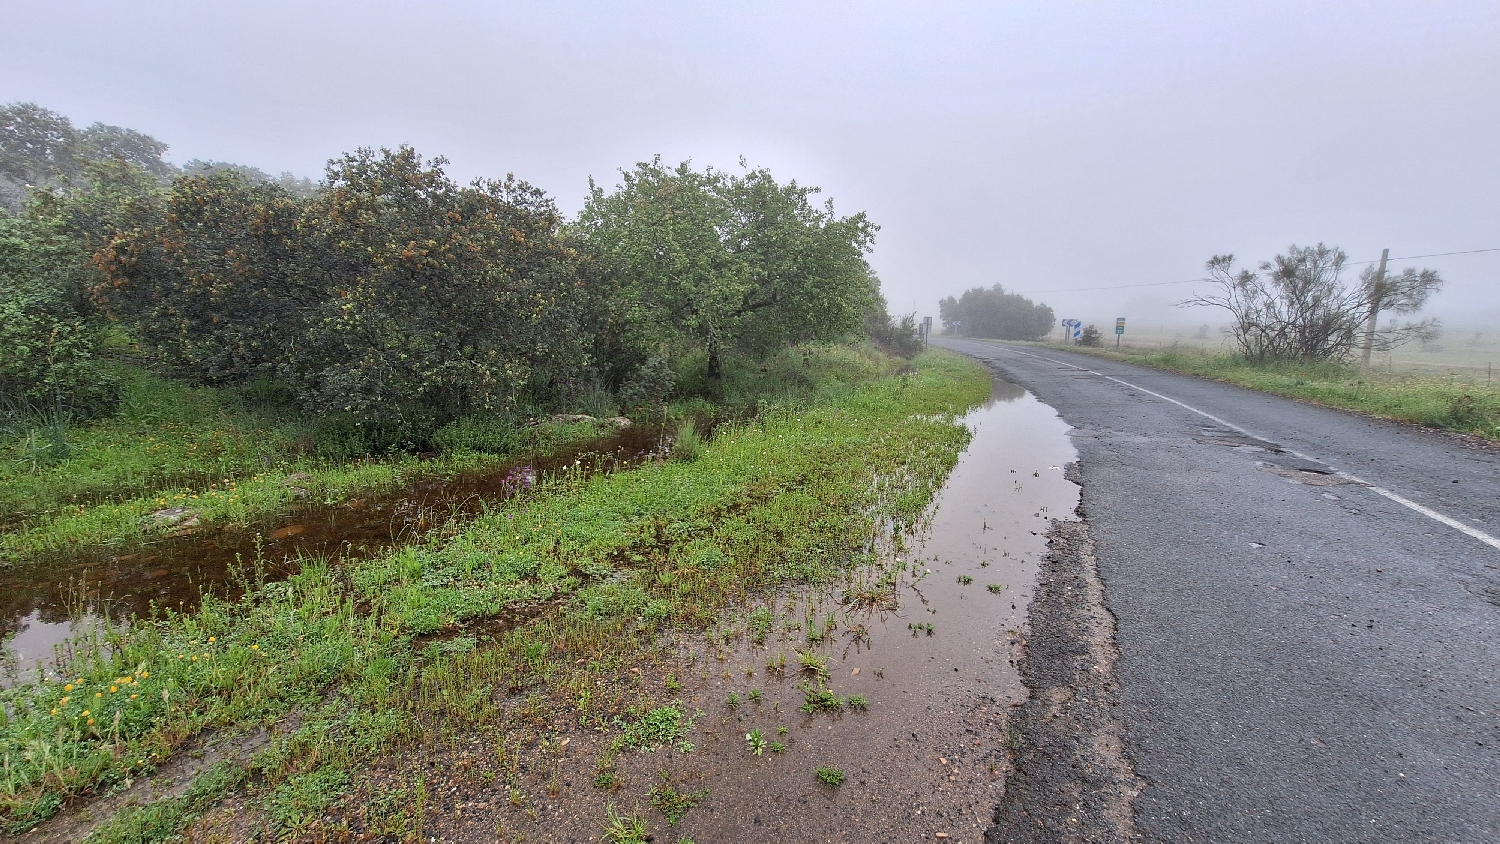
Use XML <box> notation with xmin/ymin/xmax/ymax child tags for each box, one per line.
<box><xmin>987</xmin><ymin>468</ymin><xmax>1143</xmax><ymax>843</ymax></box>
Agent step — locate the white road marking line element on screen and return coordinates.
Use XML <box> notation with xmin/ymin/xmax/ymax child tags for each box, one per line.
<box><xmin>974</xmin><ymin>342</ymin><xmax>1500</xmax><ymax>552</ymax></box>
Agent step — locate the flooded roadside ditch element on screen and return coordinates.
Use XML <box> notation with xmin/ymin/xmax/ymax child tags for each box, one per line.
<box><xmin>656</xmin><ymin>377</ymin><xmax>1080</xmax><ymax>842</ymax></box>
<box><xmin>387</xmin><ymin>377</ymin><xmax>1083</xmax><ymax>843</ymax></box>
<box><xmin>1</xmin><ymin>423</ymin><xmax>671</xmax><ymax>682</ymax></box>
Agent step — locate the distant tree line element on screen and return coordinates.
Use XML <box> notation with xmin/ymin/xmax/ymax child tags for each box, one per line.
<box><xmin>937</xmin><ymin>284</ymin><xmax>1054</xmax><ymax>341</ymax></box>
<box><xmin>0</xmin><ymin>102</ymin><xmax>916</xmax><ymax>449</ymax></box>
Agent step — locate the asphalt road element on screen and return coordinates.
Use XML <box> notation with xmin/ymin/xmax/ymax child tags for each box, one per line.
<box><xmin>935</xmin><ymin>338</ymin><xmax>1500</xmax><ymax>843</ymax></box>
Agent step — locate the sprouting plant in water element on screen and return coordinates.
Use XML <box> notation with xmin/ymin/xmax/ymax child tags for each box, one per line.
<box><xmin>957</xmin><ymin>575</ymin><xmax>973</xmax><ymax>585</ymax></box>
<box><xmin>816</xmin><ymin>766</ymin><xmax>845</xmax><ymax>786</ymax></box>
<box><xmin>648</xmin><ymin>774</ymin><xmax>709</xmax><ymax>826</ymax></box>
<box><xmin>766</xmin><ymin>652</ymin><xmax>786</xmax><ymax>673</ymax></box>
<box><xmin>747</xmin><ymin>606</ymin><xmax>774</xmax><ymax>645</ymax></box>
<box><xmin>746</xmin><ymin>729</ymin><xmax>766</xmax><ymax>756</ymax></box>
<box><xmin>795</xmin><ymin>649</ymin><xmax>828</xmax><ymax>678</ymax></box>
<box><xmin>797</xmin><ymin>680</ymin><xmax>844</xmax><ymax>713</ymax></box>
<box><xmin>987</xmin><ymin>583</ymin><xmax>1005</xmax><ymax>594</ymax></box>
<box><xmin>847</xmin><ymin>695</ymin><xmax>869</xmax><ymax>710</ymax></box>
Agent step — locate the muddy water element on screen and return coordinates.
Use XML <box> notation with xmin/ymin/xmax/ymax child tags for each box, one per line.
<box><xmin>2</xmin><ymin>425</ymin><xmax>669</xmax><ymax>681</ymax></box>
<box><xmin>418</xmin><ymin>378</ymin><xmax>1083</xmax><ymax>843</ymax></box>
<box><xmin>642</xmin><ymin>378</ymin><xmax>1080</xmax><ymax>843</ymax></box>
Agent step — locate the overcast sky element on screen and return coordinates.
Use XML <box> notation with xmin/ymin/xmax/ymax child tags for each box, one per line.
<box><xmin>5</xmin><ymin>0</ymin><xmax>1498</xmax><ymax>331</ymax></box>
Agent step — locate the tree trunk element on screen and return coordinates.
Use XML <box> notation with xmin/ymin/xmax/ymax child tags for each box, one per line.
<box><xmin>706</xmin><ymin>338</ymin><xmax>723</xmax><ymax>401</ymax></box>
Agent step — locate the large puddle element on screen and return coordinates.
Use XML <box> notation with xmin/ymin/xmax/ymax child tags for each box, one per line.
<box><xmin>2</xmin><ymin>424</ymin><xmax>671</xmax><ymax>682</ymax></box>
<box><xmin>646</xmin><ymin>377</ymin><xmax>1081</xmax><ymax>842</ymax></box>
<box><xmin>434</xmin><ymin>377</ymin><xmax>1083</xmax><ymax>843</ymax></box>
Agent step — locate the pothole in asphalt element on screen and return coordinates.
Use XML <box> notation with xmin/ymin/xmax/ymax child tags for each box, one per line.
<box><xmin>1255</xmin><ymin>461</ymin><xmax>1361</xmax><ymax>486</ymax></box>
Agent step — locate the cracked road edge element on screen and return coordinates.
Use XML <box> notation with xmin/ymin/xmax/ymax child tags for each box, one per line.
<box><xmin>987</xmin><ymin>462</ymin><xmax>1144</xmax><ymax>843</ymax></box>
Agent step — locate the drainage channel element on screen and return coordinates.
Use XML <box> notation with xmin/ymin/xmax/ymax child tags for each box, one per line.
<box><xmin>1</xmin><ymin>424</ymin><xmax>671</xmax><ymax>683</ymax></box>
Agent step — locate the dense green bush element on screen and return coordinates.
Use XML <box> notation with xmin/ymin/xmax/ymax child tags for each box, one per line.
<box><xmin>0</xmin><ymin>214</ymin><xmax>118</xmax><ymax>420</ymax></box>
<box><xmin>431</xmin><ymin>414</ymin><xmax>524</xmax><ymax>454</ymax></box>
<box><xmin>98</xmin><ymin>148</ymin><xmax>616</xmax><ymax>433</ymax></box>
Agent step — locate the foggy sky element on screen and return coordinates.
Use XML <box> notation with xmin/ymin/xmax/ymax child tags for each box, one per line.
<box><xmin>5</xmin><ymin>0</ymin><xmax>1498</xmax><ymax>331</ymax></box>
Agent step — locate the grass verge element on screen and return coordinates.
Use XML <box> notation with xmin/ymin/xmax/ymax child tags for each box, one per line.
<box><xmin>0</xmin><ymin>349</ymin><xmax>990</xmax><ymax>835</ymax></box>
<box><xmin>1031</xmin><ymin>342</ymin><xmax>1500</xmax><ymax>440</ymax></box>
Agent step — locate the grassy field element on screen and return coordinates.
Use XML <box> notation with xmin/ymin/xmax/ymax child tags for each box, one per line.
<box><xmin>0</xmin><ymin>348</ymin><xmax>991</xmax><ymax>837</ymax></box>
<box><xmin>1036</xmin><ymin>338</ymin><xmax>1500</xmax><ymax>440</ymax></box>
<box><xmin>1079</xmin><ymin>323</ymin><xmax>1500</xmax><ymax>384</ymax></box>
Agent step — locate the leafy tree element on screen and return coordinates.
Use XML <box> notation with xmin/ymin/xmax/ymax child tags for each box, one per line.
<box><xmin>1186</xmin><ymin>244</ymin><xmax>1442</xmax><ymax>362</ymax></box>
<box><xmin>937</xmin><ymin>284</ymin><xmax>1054</xmax><ymax>340</ymax></box>
<box><xmin>78</xmin><ymin>123</ymin><xmax>173</xmax><ymax>179</ymax></box>
<box><xmin>181</xmin><ymin>160</ymin><xmax>319</xmax><ymax>198</ymax></box>
<box><xmin>1357</xmin><ymin>262</ymin><xmax>1443</xmax><ymax>364</ymax></box>
<box><xmin>0</xmin><ymin>102</ymin><xmax>174</xmax><ymax>211</ymax></box>
<box><xmin>99</xmin><ymin>147</ymin><xmax>608</xmax><ymax>443</ymax></box>
<box><xmin>0</xmin><ymin>213</ymin><xmax>118</xmax><ymax>419</ymax></box>
<box><xmin>578</xmin><ymin>158</ymin><xmax>877</xmax><ymax>395</ymax></box>
<box><xmin>0</xmin><ymin>103</ymin><xmax>82</xmax><ymax>211</ymax></box>
<box><xmin>93</xmin><ymin>171</ymin><xmax>306</xmax><ymax>383</ymax></box>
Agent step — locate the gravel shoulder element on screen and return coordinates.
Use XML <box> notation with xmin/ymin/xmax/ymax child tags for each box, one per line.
<box><xmin>989</xmin><ymin>503</ymin><xmax>1142</xmax><ymax>843</ymax></box>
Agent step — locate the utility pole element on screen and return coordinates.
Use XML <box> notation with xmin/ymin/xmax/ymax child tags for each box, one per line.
<box><xmin>1360</xmin><ymin>248</ymin><xmax>1389</xmax><ymax>367</ymax></box>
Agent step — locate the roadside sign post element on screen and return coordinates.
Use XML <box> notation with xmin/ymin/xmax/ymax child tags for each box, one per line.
<box><xmin>1115</xmin><ymin>317</ymin><xmax>1125</xmax><ymax>349</ymax></box>
<box><xmin>922</xmin><ymin>316</ymin><xmax>933</xmax><ymax>348</ymax></box>
<box><xmin>1061</xmin><ymin>319</ymin><xmax>1081</xmax><ymax>344</ymax></box>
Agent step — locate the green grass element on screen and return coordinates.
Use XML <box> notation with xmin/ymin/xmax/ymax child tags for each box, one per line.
<box><xmin>0</xmin><ymin>349</ymin><xmax>989</xmax><ymax>833</ymax></box>
<box><xmin>1033</xmin><ymin>342</ymin><xmax>1500</xmax><ymax>439</ymax></box>
<box><xmin>648</xmin><ymin>776</ymin><xmax>708</xmax><ymax>825</ymax></box>
<box><xmin>0</xmin><ymin>367</ymin><xmax>623</xmax><ymax>561</ymax></box>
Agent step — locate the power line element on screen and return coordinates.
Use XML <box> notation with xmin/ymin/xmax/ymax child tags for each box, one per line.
<box><xmin>1348</xmin><ymin>247</ymin><xmax>1500</xmax><ymax>265</ymax></box>
<box><xmin>1031</xmin><ymin>246</ymin><xmax>1500</xmax><ymax>294</ymax></box>
<box><xmin>1033</xmin><ymin>277</ymin><xmax>1206</xmax><ymax>293</ymax></box>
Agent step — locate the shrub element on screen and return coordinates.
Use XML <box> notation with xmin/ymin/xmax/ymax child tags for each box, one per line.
<box><xmin>432</xmin><ymin>414</ymin><xmax>523</xmax><ymax>454</ymax></box>
<box><xmin>0</xmin><ymin>215</ymin><xmax>118</xmax><ymax>421</ymax></box>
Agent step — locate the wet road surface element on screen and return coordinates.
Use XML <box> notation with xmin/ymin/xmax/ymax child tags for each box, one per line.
<box><xmin>937</xmin><ymin>338</ymin><xmax>1500</xmax><ymax>844</ymax></box>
